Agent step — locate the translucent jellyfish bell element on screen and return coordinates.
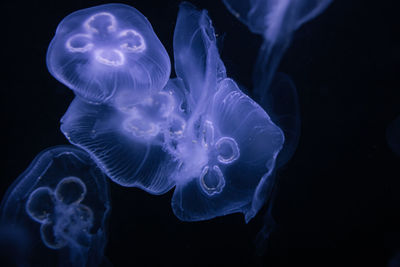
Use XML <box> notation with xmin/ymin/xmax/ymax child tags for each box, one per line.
<box><xmin>168</xmin><ymin>3</ymin><xmax>284</xmax><ymax>222</ymax></box>
<box><xmin>60</xmin><ymin>88</ymin><xmax>180</xmax><ymax>193</ymax></box>
<box><xmin>0</xmin><ymin>146</ymin><xmax>111</xmax><ymax>266</ymax></box>
<box><xmin>47</xmin><ymin>4</ymin><xmax>171</xmax><ymax>103</ymax></box>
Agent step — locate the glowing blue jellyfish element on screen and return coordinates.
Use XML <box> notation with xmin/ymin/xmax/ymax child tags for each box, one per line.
<box><xmin>167</xmin><ymin>3</ymin><xmax>284</xmax><ymax>222</ymax></box>
<box><xmin>60</xmin><ymin>89</ymin><xmax>178</xmax><ymax>193</ymax></box>
<box><xmin>223</xmin><ymin>0</ymin><xmax>333</xmax><ymax>100</ymax></box>
<box><xmin>59</xmin><ymin>2</ymin><xmax>284</xmax><ymax>222</ymax></box>
<box><xmin>221</xmin><ymin>0</ymin><xmax>333</xmax><ymax>250</ymax></box>
<box><xmin>0</xmin><ymin>146</ymin><xmax>111</xmax><ymax>266</ymax></box>
<box><xmin>47</xmin><ymin>3</ymin><xmax>170</xmax><ymax>103</ymax></box>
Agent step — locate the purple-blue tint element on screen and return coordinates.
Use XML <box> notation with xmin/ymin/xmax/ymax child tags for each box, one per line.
<box><xmin>223</xmin><ymin>0</ymin><xmax>333</xmax><ymax>100</ymax></box>
<box><xmin>47</xmin><ymin>3</ymin><xmax>170</xmax><ymax>103</ymax></box>
<box><xmin>223</xmin><ymin>0</ymin><xmax>332</xmax><ymax>248</ymax></box>
<box><xmin>222</xmin><ymin>0</ymin><xmax>333</xmax><ymax>38</ymax></box>
<box><xmin>0</xmin><ymin>146</ymin><xmax>111</xmax><ymax>266</ymax></box>
<box><xmin>60</xmin><ymin>92</ymin><xmax>178</xmax><ymax>192</ymax></box>
<box><xmin>58</xmin><ymin>2</ymin><xmax>285</xmax><ymax>222</ymax></box>
<box><xmin>169</xmin><ymin>3</ymin><xmax>284</xmax><ymax>222</ymax></box>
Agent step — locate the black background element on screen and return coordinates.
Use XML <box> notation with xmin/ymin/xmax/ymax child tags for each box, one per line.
<box><xmin>0</xmin><ymin>0</ymin><xmax>398</xmax><ymax>266</ymax></box>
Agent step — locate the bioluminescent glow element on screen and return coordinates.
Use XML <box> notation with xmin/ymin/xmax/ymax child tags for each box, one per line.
<box><xmin>169</xmin><ymin>3</ymin><xmax>284</xmax><ymax>222</ymax></box>
<box><xmin>222</xmin><ymin>0</ymin><xmax>332</xmax><ymax>247</ymax></box>
<box><xmin>0</xmin><ymin>146</ymin><xmax>111</xmax><ymax>266</ymax></box>
<box><xmin>60</xmin><ymin>91</ymin><xmax>178</xmax><ymax>193</ymax></box>
<box><xmin>47</xmin><ymin>3</ymin><xmax>170</xmax><ymax>103</ymax></box>
<box><xmin>58</xmin><ymin>2</ymin><xmax>285</xmax><ymax>222</ymax></box>
<box><xmin>2</xmin><ymin>0</ymin><xmax>339</xmax><ymax>265</ymax></box>
<box><xmin>25</xmin><ymin>177</ymin><xmax>93</xmax><ymax>250</ymax></box>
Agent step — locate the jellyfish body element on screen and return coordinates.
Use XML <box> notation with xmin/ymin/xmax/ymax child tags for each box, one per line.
<box><xmin>47</xmin><ymin>3</ymin><xmax>170</xmax><ymax>103</ymax></box>
<box><xmin>223</xmin><ymin>0</ymin><xmax>333</xmax><ymax>100</ymax></box>
<box><xmin>58</xmin><ymin>2</ymin><xmax>284</xmax><ymax>222</ymax></box>
<box><xmin>168</xmin><ymin>3</ymin><xmax>284</xmax><ymax>222</ymax></box>
<box><xmin>0</xmin><ymin>146</ymin><xmax>111</xmax><ymax>266</ymax></box>
<box><xmin>222</xmin><ymin>0</ymin><xmax>333</xmax><ymax>248</ymax></box>
<box><xmin>61</xmin><ymin>88</ymin><xmax>179</xmax><ymax>193</ymax></box>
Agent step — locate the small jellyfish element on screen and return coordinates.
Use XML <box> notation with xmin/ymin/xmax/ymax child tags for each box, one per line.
<box><xmin>169</xmin><ymin>3</ymin><xmax>284</xmax><ymax>222</ymax></box>
<box><xmin>60</xmin><ymin>89</ymin><xmax>179</xmax><ymax>193</ymax></box>
<box><xmin>47</xmin><ymin>4</ymin><xmax>171</xmax><ymax>103</ymax></box>
<box><xmin>223</xmin><ymin>0</ymin><xmax>333</xmax><ymax>100</ymax></box>
<box><xmin>0</xmin><ymin>146</ymin><xmax>111</xmax><ymax>266</ymax></box>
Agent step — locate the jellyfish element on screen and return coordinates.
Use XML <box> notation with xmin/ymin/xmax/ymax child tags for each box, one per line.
<box><xmin>250</xmin><ymin>73</ymin><xmax>301</xmax><ymax>254</ymax></box>
<box><xmin>220</xmin><ymin>0</ymin><xmax>305</xmax><ymax>168</ymax></box>
<box><xmin>222</xmin><ymin>0</ymin><xmax>333</xmax><ymax>101</ymax></box>
<box><xmin>56</xmin><ymin>5</ymin><xmax>181</xmax><ymax>193</ymax></box>
<box><xmin>167</xmin><ymin>2</ymin><xmax>284</xmax><ymax>222</ymax></box>
<box><xmin>60</xmin><ymin>88</ymin><xmax>179</xmax><ymax>193</ymax></box>
<box><xmin>47</xmin><ymin>3</ymin><xmax>170</xmax><ymax>103</ymax></box>
<box><xmin>222</xmin><ymin>0</ymin><xmax>333</xmax><ymax>252</ymax></box>
<box><xmin>0</xmin><ymin>146</ymin><xmax>111</xmax><ymax>266</ymax></box>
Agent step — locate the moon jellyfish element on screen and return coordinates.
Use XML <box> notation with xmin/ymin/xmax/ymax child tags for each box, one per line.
<box><xmin>60</xmin><ymin>89</ymin><xmax>178</xmax><ymax>193</ymax></box>
<box><xmin>222</xmin><ymin>0</ymin><xmax>333</xmax><ymax>100</ymax></box>
<box><xmin>387</xmin><ymin>115</ymin><xmax>400</xmax><ymax>157</ymax></box>
<box><xmin>56</xmin><ymin>2</ymin><xmax>284</xmax><ymax>222</ymax></box>
<box><xmin>47</xmin><ymin>3</ymin><xmax>170</xmax><ymax>103</ymax></box>
<box><xmin>168</xmin><ymin>3</ymin><xmax>284</xmax><ymax>222</ymax></box>
<box><xmin>0</xmin><ymin>146</ymin><xmax>111</xmax><ymax>266</ymax></box>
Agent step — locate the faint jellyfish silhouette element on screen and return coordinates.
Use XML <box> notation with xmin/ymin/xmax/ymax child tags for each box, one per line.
<box><xmin>259</xmin><ymin>73</ymin><xmax>301</xmax><ymax>168</ymax></box>
<box><xmin>47</xmin><ymin>3</ymin><xmax>170</xmax><ymax>103</ymax></box>
<box><xmin>387</xmin><ymin>115</ymin><xmax>400</xmax><ymax>157</ymax></box>
<box><xmin>222</xmin><ymin>0</ymin><xmax>333</xmax><ymax>101</ymax></box>
<box><xmin>0</xmin><ymin>146</ymin><xmax>111</xmax><ymax>266</ymax></box>
<box><xmin>168</xmin><ymin>3</ymin><xmax>284</xmax><ymax>222</ymax></box>
<box><xmin>222</xmin><ymin>0</ymin><xmax>333</xmax><ymax>254</ymax></box>
<box><xmin>254</xmin><ymin>73</ymin><xmax>301</xmax><ymax>254</ymax></box>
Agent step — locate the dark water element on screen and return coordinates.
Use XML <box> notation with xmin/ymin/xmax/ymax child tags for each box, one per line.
<box><xmin>0</xmin><ymin>0</ymin><xmax>397</xmax><ymax>266</ymax></box>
